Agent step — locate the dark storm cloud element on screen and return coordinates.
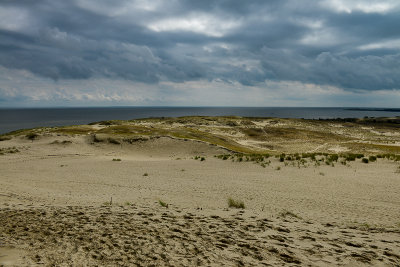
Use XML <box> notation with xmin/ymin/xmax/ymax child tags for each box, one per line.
<box><xmin>0</xmin><ymin>0</ymin><xmax>399</xmax><ymax>90</ymax></box>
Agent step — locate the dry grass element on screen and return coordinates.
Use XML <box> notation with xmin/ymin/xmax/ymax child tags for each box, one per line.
<box><xmin>279</xmin><ymin>210</ymin><xmax>302</xmax><ymax>219</ymax></box>
<box><xmin>0</xmin><ymin>147</ymin><xmax>20</xmax><ymax>155</ymax></box>
<box><xmin>395</xmin><ymin>166</ymin><xmax>400</xmax><ymax>173</ymax></box>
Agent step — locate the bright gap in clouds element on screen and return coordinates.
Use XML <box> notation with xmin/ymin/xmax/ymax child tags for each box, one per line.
<box><xmin>358</xmin><ymin>39</ymin><xmax>400</xmax><ymax>50</ymax></box>
<box><xmin>322</xmin><ymin>0</ymin><xmax>399</xmax><ymax>13</ymax></box>
<box><xmin>148</xmin><ymin>14</ymin><xmax>241</xmax><ymax>37</ymax></box>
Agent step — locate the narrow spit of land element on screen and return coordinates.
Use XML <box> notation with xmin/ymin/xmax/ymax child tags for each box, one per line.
<box><xmin>0</xmin><ymin>116</ymin><xmax>399</xmax><ymax>266</ymax></box>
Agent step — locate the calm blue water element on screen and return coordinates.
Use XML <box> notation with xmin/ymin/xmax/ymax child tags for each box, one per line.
<box><xmin>0</xmin><ymin>107</ymin><xmax>399</xmax><ymax>134</ymax></box>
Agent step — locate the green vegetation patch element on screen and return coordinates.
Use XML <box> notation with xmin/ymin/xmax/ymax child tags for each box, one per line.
<box><xmin>169</xmin><ymin>127</ymin><xmax>262</xmax><ymax>153</ymax></box>
<box><xmin>346</xmin><ymin>142</ymin><xmax>400</xmax><ymax>154</ymax></box>
<box><xmin>88</xmin><ymin>120</ymin><xmax>124</xmax><ymax>126</ymax></box>
<box><xmin>52</xmin><ymin>126</ymin><xmax>94</xmax><ymax>135</ymax></box>
<box><xmin>97</xmin><ymin>125</ymin><xmax>157</xmax><ymax>135</ymax></box>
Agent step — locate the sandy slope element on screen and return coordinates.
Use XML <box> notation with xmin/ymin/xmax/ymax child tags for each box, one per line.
<box><xmin>1</xmin><ymin>134</ymin><xmax>400</xmax><ymax>266</ymax></box>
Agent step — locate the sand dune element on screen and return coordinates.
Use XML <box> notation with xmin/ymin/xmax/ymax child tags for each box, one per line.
<box><xmin>1</xmin><ymin>117</ymin><xmax>400</xmax><ymax>266</ymax></box>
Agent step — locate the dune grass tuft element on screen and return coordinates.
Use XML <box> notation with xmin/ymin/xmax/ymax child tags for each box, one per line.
<box><xmin>228</xmin><ymin>197</ymin><xmax>245</xmax><ymax>209</ymax></box>
<box><xmin>159</xmin><ymin>200</ymin><xmax>168</xmax><ymax>208</ymax></box>
<box><xmin>279</xmin><ymin>210</ymin><xmax>302</xmax><ymax>219</ymax></box>
<box><xmin>395</xmin><ymin>166</ymin><xmax>400</xmax><ymax>173</ymax></box>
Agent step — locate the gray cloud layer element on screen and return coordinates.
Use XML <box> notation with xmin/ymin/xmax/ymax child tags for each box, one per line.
<box><xmin>1</xmin><ymin>0</ymin><xmax>400</xmax><ymax>92</ymax></box>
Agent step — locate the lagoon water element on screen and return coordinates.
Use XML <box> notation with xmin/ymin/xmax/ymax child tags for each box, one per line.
<box><xmin>0</xmin><ymin>106</ymin><xmax>399</xmax><ymax>134</ymax></box>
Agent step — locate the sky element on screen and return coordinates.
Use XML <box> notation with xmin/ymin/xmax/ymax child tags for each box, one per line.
<box><xmin>0</xmin><ymin>0</ymin><xmax>400</xmax><ymax>107</ymax></box>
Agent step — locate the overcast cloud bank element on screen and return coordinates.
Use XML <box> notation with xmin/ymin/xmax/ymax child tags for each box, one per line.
<box><xmin>0</xmin><ymin>0</ymin><xmax>400</xmax><ymax>107</ymax></box>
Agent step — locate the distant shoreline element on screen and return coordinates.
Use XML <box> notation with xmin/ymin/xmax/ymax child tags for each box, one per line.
<box><xmin>1</xmin><ymin>107</ymin><xmax>400</xmax><ymax>134</ymax></box>
<box><xmin>345</xmin><ymin>108</ymin><xmax>400</xmax><ymax>112</ymax></box>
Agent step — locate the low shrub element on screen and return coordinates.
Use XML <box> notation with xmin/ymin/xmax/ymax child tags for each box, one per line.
<box><xmin>328</xmin><ymin>154</ymin><xmax>339</xmax><ymax>162</ymax></box>
<box><xmin>342</xmin><ymin>153</ymin><xmax>356</xmax><ymax>161</ymax></box>
<box><xmin>108</xmin><ymin>138</ymin><xmax>121</xmax><ymax>144</ymax></box>
<box><xmin>26</xmin><ymin>133</ymin><xmax>39</xmax><ymax>140</ymax></box>
<box><xmin>92</xmin><ymin>134</ymin><xmax>101</xmax><ymax>143</ymax></box>
<box><xmin>302</xmin><ymin>153</ymin><xmax>316</xmax><ymax>161</ymax></box>
<box><xmin>0</xmin><ymin>136</ymin><xmax>12</xmax><ymax>141</ymax></box>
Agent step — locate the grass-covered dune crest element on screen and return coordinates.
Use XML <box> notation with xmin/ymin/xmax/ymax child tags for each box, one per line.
<box><xmin>2</xmin><ymin>116</ymin><xmax>400</xmax><ymax>155</ymax></box>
